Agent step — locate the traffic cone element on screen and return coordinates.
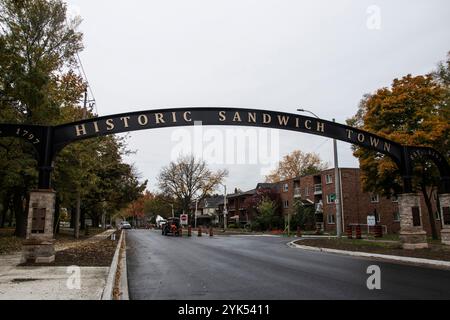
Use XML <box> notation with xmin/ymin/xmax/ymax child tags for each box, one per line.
<box><xmin>355</xmin><ymin>225</ymin><xmax>362</xmax><ymax>239</ymax></box>
<box><xmin>346</xmin><ymin>225</ymin><xmax>353</xmax><ymax>239</ymax></box>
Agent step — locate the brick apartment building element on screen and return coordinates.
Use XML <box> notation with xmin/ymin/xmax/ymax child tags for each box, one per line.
<box><xmin>190</xmin><ymin>168</ymin><xmax>442</xmax><ymax>236</ymax></box>
<box><xmin>275</xmin><ymin>168</ymin><xmax>442</xmax><ymax>236</ymax></box>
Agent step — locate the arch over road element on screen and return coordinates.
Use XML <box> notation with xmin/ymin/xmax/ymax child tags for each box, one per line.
<box><xmin>0</xmin><ymin>107</ymin><xmax>449</xmax><ymax>192</ymax></box>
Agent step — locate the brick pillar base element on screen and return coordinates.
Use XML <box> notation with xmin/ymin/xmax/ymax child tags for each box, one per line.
<box><xmin>441</xmin><ymin>229</ymin><xmax>450</xmax><ymax>245</ymax></box>
<box><xmin>439</xmin><ymin>193</ymin><xmax>450</xmax><ymax>245</ymax></box>
<box><xmin>399</xmin><ymin>193</ymin><xmax>428</xmax><ymax>250</ymax></box>
<box><xmin>21</xmin><ymin>190</ymin><xmax>56</xmax><ymax>264</ymax></box>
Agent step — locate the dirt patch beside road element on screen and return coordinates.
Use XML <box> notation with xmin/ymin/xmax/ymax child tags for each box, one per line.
<box><xmin>0</xmin><ymin>229</ymin><xmax>22</xmax><ymax>255</ymax></box>
<box><xmin>20</xmin><ymin>230</ymin><xmax>120</xmax><ymax>267</ymax></box>
<box><xmin>295</xmin><ymin>238</ymin><xmax>450</xmax><ymax>262</ymax></box>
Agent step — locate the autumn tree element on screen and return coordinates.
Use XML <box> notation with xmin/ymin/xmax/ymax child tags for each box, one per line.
<box><xmin>348</xmin><ymin>56</ymin><xmax>450</xmax><ymax>239</ymax></box>
<box><xmin>254</xmin><ymin>199</ymin><xmax>281</xmax><ymax>231</ymax></box>
<box><xmin>265</xmin><ymin>150</ymin><xmax>327</xmax><ymax>183</ymax></box>
<box><xmin>0</xmin><ymin>0</ymin><xmax>146</xmax><ymax>237</ymax></box>
<box><xmin>143</xmin><ymin>193</ymin><xmax>175</xmax><ymax>220</ymax></box>
<box><xmin>119</xmin><ymin>191</ymin><xmax>152</xmax><ymax>225</ymax></box>
<box><xmin>243</xmin><ymin>188</ymin><xmax>282</xmax><ymax>230</ymax></box>
<box><xmin>0</xmin><ymin>0</ymin><xmax>83</xmax><ymax>236</ymax></box>
<box><xmin>157</xmin><ymin>155</ymin><xmax>228</xmax><ymax>214</ymax></box>
<box><xmin>292</xmin><ymin>203</ymin><xmax>316</xmax><ymax>231</ymax></box>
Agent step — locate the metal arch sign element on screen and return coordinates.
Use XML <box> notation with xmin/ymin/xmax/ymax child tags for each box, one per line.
<box><xmin>52</xmin><ymin>108</ymin><xmax>403</xmax><ymax>160</ymax></box>
<box><xmin>0</xmin><ymin>107</ymin><xmax>449</xmax><ymax>192</ymax></box>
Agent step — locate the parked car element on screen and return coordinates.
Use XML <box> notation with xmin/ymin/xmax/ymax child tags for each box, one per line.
<box><xmin>162</xmin><ymin>217</ymin><xmax>182</xmax><ymax>236</ymax></box>
<box><xmin>119</xmin><ymin>221</ymin><xmax>132</xmax><ymax>230</ymax></box>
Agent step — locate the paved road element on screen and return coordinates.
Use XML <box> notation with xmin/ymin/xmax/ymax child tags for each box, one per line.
<box><xmin>126</xmin><ymin>230</ymin><xmax>450</xmax><ymax>300</ymax></box>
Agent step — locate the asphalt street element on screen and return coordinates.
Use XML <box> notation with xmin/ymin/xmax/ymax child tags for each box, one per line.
<box><xmin>126</xmin><ymin>229</ymin><xmax>450</xmax><ymax>300</ymax></box>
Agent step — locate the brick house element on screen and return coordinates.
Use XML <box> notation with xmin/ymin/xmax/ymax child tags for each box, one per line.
<box><xmin>225</xmin><ymin>183</ymin><xmax>280</xmax><ymax>227</ymax></box>
<box><xmin>226</xmin><ymin>188</ymin><xmax>256</xmax><ymax>226</ymax></box>
<box><xmin>275</xmin><ymin>168</ymin><xmax>442</xmax><ymax>236</ymax></box>
<box><xmin>190</xmin><ymin>195</ymin><xmax>224</xmax><ymax>227</ymax></box>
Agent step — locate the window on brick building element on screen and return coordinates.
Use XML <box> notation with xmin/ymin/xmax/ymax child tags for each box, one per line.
<box><xmin>283</xmin><ymin>183</ymin><xmax>289</xmax><ymax>192</ymax></box>
<box><xmin>325</xmin><ymin>174</ymin><xmax>333</xmax><ymax>184</ymax></box>
<box><xmin>283</xmin><ymin>200</ymin><xmax>289</xmax><ymax>208</ymax></box>
<box><xmin>326</xmin><ymin>194</ymin><xmax>335</xmax><ymax>204</ymax></box>
<box><xmin>327</xmin><ymin>214</ymin><xmax>335</xmax><ymax>224</ymax></box>
<box><xmin>305</xmin><ymin>187</ymin><xmax>309</xmax><ymax>196</ymax></box>
<box><xmin>370</xmin><ymin>194</ymin><xmax>379</xmax><ymax>203</ymax></box>
<box><xmin>393</xmin><ymin>211</ymin><xmax>400</xmax><ymax>222</ymax></box>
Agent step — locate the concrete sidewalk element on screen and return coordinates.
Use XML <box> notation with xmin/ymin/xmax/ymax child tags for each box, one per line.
<box><xmin>0</xmin><ymin>258</ymin><xmax>108</xmax><ymax>300</ymax></box>
<box><xmin>288</xmin><ymin>240</ymin><xmax>450</xmax><ymax>270</ymax></box>
<box><xmin>0</xmin><ymin>230</ymin><xmax>115</xmax><ymax>300</ymax></box>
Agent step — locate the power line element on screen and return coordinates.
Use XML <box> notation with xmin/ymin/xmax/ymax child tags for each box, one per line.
<box><xmin>75</xmin><ymin>52</ymin><xmax>98</xmax><ymax>115</ymax></box>
<box><xmin>313</xmin><ymin>138</ymin><xmax>331</xmax><ymax>153</ymax></box>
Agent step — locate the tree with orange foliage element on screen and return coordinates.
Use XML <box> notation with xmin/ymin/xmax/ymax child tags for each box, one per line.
<box><xmin>348</xmin><ymin>53</ymin><xmax>450</xmax><ymax>239</ymax></box>
<box><xmin>265</xmin><ymin>150</ymin><xmax>327</xmax><ymax>183</ymax></box>
<box><xmin>122</xmin><ymin>191</ymin><xmax>153</xmax><ymax>222</ymax></box>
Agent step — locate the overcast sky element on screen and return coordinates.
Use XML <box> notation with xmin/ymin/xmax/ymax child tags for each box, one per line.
<box><xmin>66</xmin><ymin>0</ymin><xmax>450</xmax><ymax>193</ymax></box>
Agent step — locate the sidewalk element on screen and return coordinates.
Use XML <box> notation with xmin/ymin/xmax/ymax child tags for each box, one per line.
<box><xmin>0</xmin><ymin>230</ymin><xmax>115</xmax><ymax>300</ymax></box>
<box><xmin>288</xmin><ymin>240</ymin><xmax>450</xmax><ymax>270</ymax></box>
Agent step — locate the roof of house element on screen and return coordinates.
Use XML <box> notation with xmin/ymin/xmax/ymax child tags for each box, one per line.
<box><xmin>202</xmin><ymin>195</ymin><xmax>224</xmax><ymax>208</ymax></box>
<box><xmin>190</xmin><ymin>195</ymin><xmax>225</xmax><ymax>209</ymax></box>
<box><xmin>227</xmin><ymin>189</ymin><xmax>256</xmax><ymax>199</ymax></box>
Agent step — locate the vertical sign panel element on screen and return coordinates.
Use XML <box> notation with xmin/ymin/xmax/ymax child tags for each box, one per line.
<box><xmin>443</xmin><ymin>207</ymin><xmax>450</xmax><ymax>225</ymax></box>
<box><xmin>412</xmin><ymin>207</ymin><xmax>421</xmax><ymax>227</ymax></box>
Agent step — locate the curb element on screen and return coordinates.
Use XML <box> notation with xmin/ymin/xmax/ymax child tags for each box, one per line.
<box><xmin>117</xmin><ymin>232</ymin><xmax>129</xmax><ymax>300</ymax></box>
<box><xmin>287</xmin><ymin>240</ymin><xmax>450</xmax><ymax>270</ymax></box>
<box><xmin>101</xmin><ymin>230</ymin><xmax>125</xmax><ymax>300</ymax></box>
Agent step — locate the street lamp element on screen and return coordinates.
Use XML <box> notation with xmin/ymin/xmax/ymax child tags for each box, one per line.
<box><xmin>297</xmin><ymin>108</ymin><xmax>320</xmax><ymax>119</ymax></box>
<box><xmin>297</xmin><ymin>108</ymin><xmax>343</xmax><ymax>238</ymax></box>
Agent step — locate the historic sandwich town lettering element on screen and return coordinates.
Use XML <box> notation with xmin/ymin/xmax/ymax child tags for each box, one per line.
<box><xmin>75</xmin><ymin>110</ymin><xmax>329</xmax><ymax>137</ymax></box>
<box><xmin>217</xmin><ymin>111</ymin><xmax>325</xmax><ymax>132</ymax></box>
<box><xmin>74</xmin><ymin>111</ymin><xmax>194</xmax><ymax>137</ymax></box>
<box><xmin>345</xmin><ymin>129</ymin><xmax>392</xmax><ymax>153</ymax></box>
<box><xmin>2</xmin><ymin>107</ymin><xmax>448</xmax><ymax>193</ymax></box>
<box><xmin>65</xmin><ymin>109</ymin><xmax>401</xmax><ymax>162</ymax></box>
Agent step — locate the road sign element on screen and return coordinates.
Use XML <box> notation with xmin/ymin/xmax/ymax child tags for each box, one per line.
<box><xmin>180</xmin><ymin>214</ymin><xmax>188</xmax><ymax>226</ymax></box>
<box><xmin>367</xmin><ymin>215</ymin><xmax>376</xmax><ymax>227</ymax></box>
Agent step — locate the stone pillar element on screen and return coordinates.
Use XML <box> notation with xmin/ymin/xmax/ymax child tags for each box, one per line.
<box><xmin>398</xmin><ymin>193</ymin><xmax>428</xmax><ymax>249</ymax></box>
<box><xmin>439</xmin><ymin>193</ymin><xmax>450</xmax><ymax>245</ymax></box>
<box><xmin>21</xmin><ymin>190</ymin><xmax>56</xmax><ymax>263</ymax></box>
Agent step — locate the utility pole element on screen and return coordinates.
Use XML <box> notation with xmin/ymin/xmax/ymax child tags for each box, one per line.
<box><xmin>171</xmin><ymin>204</ymin><xmax>174</xmax><ymax>218</ymax></box>
<box><xmin>222</xmin><ymin>185</ymin><xmax>227</xmax><ymax>230</ymax></box>
<box><xmin>297</xmin><ymin>109</ymin><xmax>343</xmax><ymax>237</ymax></box>
<box><xmin>75</xmin><ymin>89</ymin><xmax>88</xmax><ymax>239</ymax></box>
<box><xmin>75</xmin><ymin>192</ymin><xmax>80</xmax><ymax>239</ymax></box>
<box><xmin>287</xmin><ymin>213</ymin><xmax>291</xmax><ymax>237</ymax></box>
<box><xmin>82</xmin><ymin>88</ymin><xmax>88</xmax><ymax>119</ymax></box>
<box><xmin>194</xmin><ymin>200</ymin><xmax>198</xmax><ymax>228</ymax></box>
<box><xmin>333</xmin><ymin>119</ymin><xmax>343</xmax><ymax>238</ymax></box>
